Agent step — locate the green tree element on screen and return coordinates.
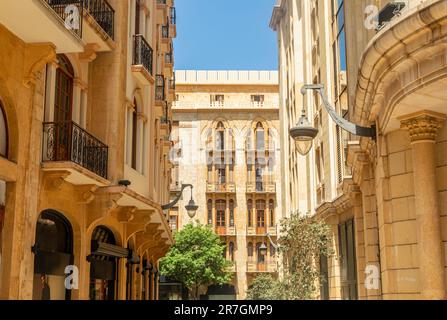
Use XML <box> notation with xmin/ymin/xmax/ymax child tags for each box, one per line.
<box><xmin>160</xmin><ymin>222</ymin><xmax>233</xmax><ymax>300</ymax></box>
<box><xmin>246</xmin><ymin>275</ymin><xmax>282</xmax><ymax>300</ymax></box>
<box><xmin>246</xmin><ymin>213</ymin><xmax>333</xmax><ymax>300</ymax></box>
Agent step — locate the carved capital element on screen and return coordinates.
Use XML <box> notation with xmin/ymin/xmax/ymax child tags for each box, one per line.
<box><xmin>400</xmin><ymin>111</ymin><xmax>446</xmax><ymax>143</ymax></box>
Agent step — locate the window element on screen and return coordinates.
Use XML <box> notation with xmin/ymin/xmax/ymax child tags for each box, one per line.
<box><xmin>333</xmin><ymin>0</ymin><xmax>347</xmax><ymax>97</ymax></box>
<box><xmin>338</xmin><ymin>218</ymin><xmax>358</xmax><ymax>300</ymax></box>
<box><xmin>217</xmin><ymin>163</ymin><xmax>226</xmax><ymax>185</ymax></box>
<box><xmin>228</xmin><ymin>242</ymin><xmax>234</xmax><ymax>262</ymax></box>
<box><xmin>255</xmin><ymin>122</ymin><xmax>265</xmax><ymax>151</ymax></box>
<box><xmin>215</xmin><ymin>122</ymin><xmax>225</xmax><ymax>151</ymax></box>
<box><xmin>131</xmin><ymin>99</ymin><xmax>138</xmax><ymax>170</ymax></box>
<box><xmin>256</xmin><ymin>200</ymin><xmax>266</xmax><ymax>228</ymax></box>
<box><xmin>247</xmin><ymin>199</ymin><xmax>253</xmax><ymax>227</ymax></box>
<box><xmin>135</xmin><ymin>0</ymin><xmax>140</xmax><ymax>34</ymax></box>
<box><xmin>320</xmin><ymin>255</ymin><xmax>330</xmax><ymax>300</ymax></box>
<box><xmin>207</xmin><ymin>200</ymin><xmax>213</xmax><ymax>225</ymax></box>
<box><xmin>247</xmin><ymin>242</ymin><xmax>253</xmax><ymax>258</ymax></box>
<box><xmin>229</xmin><ymin>200</ymin><xmax>235</xmax><ymax>227</ymax></box>
<box><xmin>0</xmin><ymin>103</ymin><xmax>8</xmax><ymax>158</ymax></box>
<box><xmin>251</xmin><ymin>95</ymin><xmax>264</xmax><ymax>107</ymax></box>
<box><xmin>210</xmin><ymin>94</ymin><xmax>224</xmax><ymax>107</ymax></box>
<box><xmin>169</xmin><ymin>214</ymin><xmax>178</xmax><ymax>231</ymax></box>
<box><xmin>55</xmin><ymin>55</ymin><xmax>74</xmax><ymax>123</ymax></box>
<box><xmin>216</xmin><ymin>200</ymin><xmax>226</xmax><ymax>227</ymax></box>
<box><xmin>269</xmin><ymin>200</ymin><xmax>275</xmax><ymax>227</ymax></box>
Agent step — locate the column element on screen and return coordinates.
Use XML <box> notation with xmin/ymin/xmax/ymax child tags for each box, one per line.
<box><xmin>400</xmin><ymin>111</ymin><xmax>447</xmax><ymax>300</ymax></box>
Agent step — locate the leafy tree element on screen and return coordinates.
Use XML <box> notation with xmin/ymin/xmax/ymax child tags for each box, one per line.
<box><xmin>247</xmin><ymin>213</ymin><xmax>333</xmax><ymax>300</ymax></box>
<box><xmin>246</xmin><ymin>275</ymin><xmax>282</xmax><ymax>300</ymax></box>
<box><xmin>160</xmin><ymin>222</ymin><xmax>233</xmax><ymax>300</ymax></box>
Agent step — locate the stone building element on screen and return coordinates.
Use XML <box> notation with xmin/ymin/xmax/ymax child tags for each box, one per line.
<box><xmin>271</xmin><ymin>0</ymin><xmax>447</xmax><ymax>300</ymax></box>
<box><xmin>0</xmin><ymin>0</ymin><xmax>176</xmax><ymax>300</ymax></box>
<box><xmin>169</xmin><ymin>70</ymin><xmax>281</xmax><ymax>299</ymax></box>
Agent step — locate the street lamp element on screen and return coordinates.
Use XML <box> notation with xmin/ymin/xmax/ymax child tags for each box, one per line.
<box><xmin>290</xmin><ymin>84</ymin><xmax>376</xmax><ymax>156</ymax></box>
<box><xmin>161</xmin><ymin>184</ymin><xmax>198</xmax><ymax>219</ymax></box>
<box><xmin>259</xmin><ymin>243</ymin><xmax>268</xmax><ymax>256</ymax></box>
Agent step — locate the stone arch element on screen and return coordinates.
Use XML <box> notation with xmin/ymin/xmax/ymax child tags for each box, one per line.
<box><xmin>0</xmin><ymin>82</ymin><xmax>19</xmax><ymax>162</ymax></box>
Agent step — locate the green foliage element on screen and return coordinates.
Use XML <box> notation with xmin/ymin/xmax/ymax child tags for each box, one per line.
<box><xmin>160</xmin><ymin>222</ymin><xmax>233</xmax><ymax>299</ymax></box>
<box><xmin>247</xmin><ymin>213</ymin><xmax>333</xmax><ymax>300</ymax></box>
<box><xmin>246</xmin><ymin>275</ymin><xmax>282</xmax><ymax>300</ymax></box>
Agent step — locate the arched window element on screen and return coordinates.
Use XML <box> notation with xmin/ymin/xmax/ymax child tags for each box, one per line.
<box><xmin>131</xmin><ymin>98</ymin><xmax>138</xmax><ymax>170</ymax></box>
<box><xmin>256</xmin><ymin>242</ymin><xmax>265</xmax><ymax>263</ymax></box>
<box><xmin>55</xmin><ymin>55</ymin><xmax>74</xmax><ymax>123</ymax></box>
<box><xmin>269</xmin><ymin>200</ymin><xmax>275</xmax><ymax>227</ymax></box>
<box><xmin>207</xmin><ymin>200</ymin><xmax>213</xmax><ymax>225</ymax></box>
<box><xmin>215</xmin><ymin>122</ymin><xmax>225</xmax><ymax>151</ymax></box>
<box><xmin>229</xmin><ymin>242</ymin><xmax>234</xmax><ymax>262</ymax></box>
<box><xmin>255</xmin><ymin>122</ymin><xmax>265</xmax><ymax>151</ymax></box>
<box><xmin>33</xmin><ymin>210</ymin><xmax>73</xmax><ymax>300</ymax></box>
<box><xmin>256</xmin><ymin>200</ymin><xmax>266</xmax><ymax>228</ymax></box>
<box><xmin>229</xmin><ymin>200</ymin><xmax>235</xmax><ymax>227</ymax></box>
<box><xmin>216</xmin><ymin>200</ymin><xmax>226</xmax><ymax>227</ymax></box>
<box><xmin>90</xmin><ymin>226</ymin><xmax>118</xmax><ymax>301</ymax></box>
<box><xmin>247</xmin><ymin>199</ymin><xmax>253</xmax><ymax>227</ymax></box>
<box><xmin>247</xmin><ymin>242</ymin><xmax>253</xmax><ymax>259</ymax></box>
<box><xmin>0</xmin><ymin>103</ymin><xmax>8</xmax><ymax>158</ymax></box>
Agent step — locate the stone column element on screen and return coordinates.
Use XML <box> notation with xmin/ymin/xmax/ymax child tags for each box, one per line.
<box><xmin>400</xmin><ymin>111</ymin><xmax>447</xmax><ymax>300</ymax></box>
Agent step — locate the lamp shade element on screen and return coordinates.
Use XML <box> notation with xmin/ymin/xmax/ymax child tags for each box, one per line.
<box><xmin>290</xmin><ymin>115</ymin><xmax>319</xmax><ymax>156</ymax></box>
<box><xmin>185</xmin><ymin>199</ymin><xmax>198</xmax><ymax>219</ymax></box>
<box><xmin>259</xmin><ymin>243</ymin><xmax>268</xmax><ymax>256</ymax></box>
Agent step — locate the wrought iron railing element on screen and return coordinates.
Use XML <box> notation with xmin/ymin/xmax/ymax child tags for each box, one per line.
<box><xmin>45</xmin><ymin>0</ymin><xmax>84</xmax><ymax>37</ymax></box>
<box><xmin>45</xmin><ymin>0</ymin><xmax>115</xmax><ymax>39</ymax></box>
<box><xmin>156</xmin><ymin>75</ymin><xmax>165</xmax><ymax>101</ymax></box>
<box><xmin>161</xmin><ymin>23</ymin><xmax>170</xmax><ymax>39</ymax></box>
<box><xmin>133</xmin><ymin>34</ymin><xmax>154</xmax><ymax>75</ymax></box>
<box><xmin>169</xmin><ymin>74</ymin><xmax>176</xmax><ymax>90</ymax></box>
<box><xmin>156</xmin><ymin>0</ymin><xmax>167</xmax><ymax>5</ymax></box>
<box><xmin>43</xmin><ymin>121</ymin><xmax>108</xmax><ymax>179</ymax></box>
<box><xmin>170</xmin><ymin>7</ymin><xmax>176</xmax><ymax>25</ymax></box>
<box><xmin>84</xmin><ymin>0</ymin><xmax>115</xmax><ymax>39</ymax></box>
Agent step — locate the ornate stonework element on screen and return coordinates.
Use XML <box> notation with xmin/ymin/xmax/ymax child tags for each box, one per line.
<box><xmin>400</xmin><ymin>111</ymin><xmax>446</xmax><ymax>142</ymax></box>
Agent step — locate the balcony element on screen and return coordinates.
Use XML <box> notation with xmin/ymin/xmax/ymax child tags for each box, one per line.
<box><xmin>0</xmin><ymin>0</ymin><xmax>85</xmax><ymax>53</ymax></box>
<box><xmin>42</xmin><ymin>121</ymin><xmax>108</xmax><ymax>180</ymax></box>
<box><xmin>165</xmin><ymin>51</ymin><xmax>174</xmax><ymax>67</ymax></box>
<box><xmin>206</xmin><ymin>182</ymin><xmax>236</xmax><ymax>194</ymax></box>
<box><xmin>169</xmin><ymin>7</ymin><xmax>177</xmax><ymax>37</ymax></box>
<box><xmin>375</xmin><ymin>2</ymin><xmax>406</xmax><ymax>31</ymax></box>
<box><xmin>246</xmin><ymin>181</ymin><xmax>276</xmax><ymax>194</ymax></box>
<box><xmin>246</xmin><ymin>226</ymin><xmax>274</xmax><ymax>236</ymax></box>
<box><xmin>155</xmin><ymin>75</ymin><xmax>166</xmax><ymax>104</ymax></box>
<box><xmin>132</xmin><ymin>34</ymin><xmax>154</xmax><ymax>85</ymax></box>
<box><xmin>156</xmin><ymin>0</ymin><xmax>167</xmax><ymax>8</ymax></box>
<box><xmin>161</xmin><ymin>24</ymin><xmax>170</xmax><ymax>42</ymax></box>
<box><xmin>246</xmin><ymin>261</ymin><xmax>278</xmax><ymax>273</ymax></box>
<box><xmin>215</xmin><ymin>225</ymin><xmax>236</xmax><ymax>236</ymax></box>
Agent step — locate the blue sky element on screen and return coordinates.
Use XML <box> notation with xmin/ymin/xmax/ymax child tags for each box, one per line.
<box><xmin>173</xmin><ymin>0</ymin><xmax>278</xmax><ymax>70</ymax></box>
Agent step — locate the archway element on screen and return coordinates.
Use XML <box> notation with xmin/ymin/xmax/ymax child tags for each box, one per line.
<box><xmin>89</xmin><ymin>225</ymin><xmax>121</xmax><ymax>300</ymax></box>
<box><xmin>0</xmin><ymin>102</ymin><xmax>8</xmax><ymax>158</ymax></box>
<box><xmin>32</xmin><ymin>210</ymin><xmax>74</xmax><ymax>300</ymax></box>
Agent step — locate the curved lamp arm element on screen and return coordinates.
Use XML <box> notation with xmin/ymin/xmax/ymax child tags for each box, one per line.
<box><xmin>161</xmin><ymin>184</ymin><xmax>193</xmax><ymax>211</ymax></box>
<box><xmin>301</xmin><ymin>84</ymin><xmax>376</xmax><ymax>139</ymax></box>
<box><xmin>266</xmin><ymin>233</ymin><xmax>279</xmax><ymax>250</ymax></box>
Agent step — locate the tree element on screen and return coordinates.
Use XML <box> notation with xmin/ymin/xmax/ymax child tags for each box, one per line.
<box><xmin>160</xmin><ymin>222</ymin><xmax>233</xmax><ymax>300</ymax></box>
<box><xmin>246</xmin><ymin>213</ymin><xmax>333</xmax><ymax>300</ymax></box>
<box><xmin>246</xmin><ymin>275</ymin><xmax>282</xmax><ymax>300</ymax></box>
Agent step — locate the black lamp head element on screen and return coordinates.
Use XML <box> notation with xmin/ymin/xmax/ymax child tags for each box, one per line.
<box><xmin>118</xmin><ymin>180</ymin><xmax>131</xmax><ymax>187</ymax></box>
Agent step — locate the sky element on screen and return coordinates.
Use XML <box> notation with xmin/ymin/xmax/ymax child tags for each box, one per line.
<box><xmin>173</xmin><ymin>0</ymin><xmax>278</xmax><ymax>71</ymax></box>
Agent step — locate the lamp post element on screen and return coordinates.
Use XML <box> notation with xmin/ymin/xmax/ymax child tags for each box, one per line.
<box><xmin>289</xmin><ymin>84</ymin><xmax>376</xmax><ymax>156</ymax></box>
<box><xmin>161</xmin><ymin>184</ymin><xmax>198</xmax><ymax>219</ymax></box>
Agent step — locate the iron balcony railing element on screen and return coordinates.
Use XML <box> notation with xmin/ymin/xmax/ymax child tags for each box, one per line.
<box><xmin>45</xmin><ymin>0</ymin><xmax>84</xmax><ymax>37</ymax></box>
<box><xmin>133</xmin><ymin>34</ymin><xmax>154</xmax><ymax>76</ymax></box>
<box><xmin>165</xmin><ymin>51</ymin><xmax>173</xmax><ymax>64</ymax></box>
<box><xmin>45</xmin><ymin>0</ymin><xmax>115</xmax><ymax>39</ymax></box>
<box><xmin>170</xmin><ymin>7</ymin><xmax>176</xmax><ymax>25</ymax></box>
<box><xmin>169</xmin><ymin>75</ymin><xmax>176</xmax><ymax>90</ymax></box>
<box><xmin>43</xmin><ymin>121</ymin><xmax>108</xmax><ymax>179</ymax></box>
<box><xmin>156</xmin><ymin>75</ymin><xmax>166</xmax><ymax>101</ymax></box>
<box><xmin>161</xmin><ymin>23</ymin><xmax>170</xmax><ymax>39</ymax></box>
<box><xmin>84</xmin><ymin>0</ymin><xmax>115</xmax><ymax>39</ymax></box>
<box><xmin>156</xmin><ymin>0</ymin><xmax>167</xmax><ymax>5</ymax></box>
